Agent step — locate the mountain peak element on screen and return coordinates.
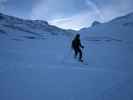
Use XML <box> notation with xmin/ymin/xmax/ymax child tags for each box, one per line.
<box><xmin>32</xmin><ymin>20</ymin><xmax>49</xmax><ymax>26</ymax></box>
<box><xmin>91</xmin><ymin>21</ymin><xmax>101</xmax><ymax>27</ymax></box>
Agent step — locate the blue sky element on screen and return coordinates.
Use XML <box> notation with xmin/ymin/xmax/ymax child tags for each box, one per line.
<box><xmin>0</xmin><ymin>0</ymin><xmax>133</xmax><ymax>30</ymax></box>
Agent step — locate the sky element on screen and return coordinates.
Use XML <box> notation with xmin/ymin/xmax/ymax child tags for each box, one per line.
<box><xmin>0</xmin><ymin>0</ymin><xmax>133</xmax><ymax>30</ymax></box>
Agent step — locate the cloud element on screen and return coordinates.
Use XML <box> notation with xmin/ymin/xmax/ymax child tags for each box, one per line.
<box><xmin>50</xmin><ymin>11</ymin><xmax>102</xmax><ymax>30</ymax></box>
<box><xmin>30</xmin><ymin>0</ymin><xmax>77</xmax><ymax>20</ymax></box>
<box><xmin>0</xmin><ymin>0</ymin><xmax>7</xmax><ymax>3</ymax></box>
<box><xmin>30</xmin><ymin>0</ymin><xmax>103</xmax><ymax>30</ymax></box>
<box><xmin>49</xmin><ymin>0</ymin><xmax>105</xmax><ymax>30</ymax></box>
<box><xmin>30</xmin><ymin>0</ymin><xmax>97</xmax><ymax>20</ymax></box>
<box><xmin>30</xmin><ymin>0</ymin><xmax>133</xmax><ymax>30</ymax></box>
<box><xmin>49</xmin><ymin>13</ymin><xmax>91</xmax><ymax>30</ymax></box>
<box><xmin>0</xmin><ymin>0</ymin><xmax>7</xmax><ymax>11</ymax></box>
<box><xmin>85</xmin><ymin>0</ymin><xmax>104</xmax><ymax>20</ymax></box>
<box><xmin>94</xmin><ymin>0</ymin><xmax>133</xmax><ymax>21</ymax></box>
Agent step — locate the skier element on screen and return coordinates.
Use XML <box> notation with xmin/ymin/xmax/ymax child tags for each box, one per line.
<box><xmin>71</xmin><ymin>34</ymin><xmax>84</xmax><ymax>62</ymax></box>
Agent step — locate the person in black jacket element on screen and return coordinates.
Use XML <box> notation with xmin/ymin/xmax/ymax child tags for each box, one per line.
<box><xmin>71</xmin><ymin>34</ymin><xmax>84</xmax><ymax>62</ymax></box>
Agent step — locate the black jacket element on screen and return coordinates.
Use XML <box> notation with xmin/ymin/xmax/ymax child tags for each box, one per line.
<box><xmin>72</xmin><ymin>37</ymin><xmax>82</xmax><ymax>49</ymax></box>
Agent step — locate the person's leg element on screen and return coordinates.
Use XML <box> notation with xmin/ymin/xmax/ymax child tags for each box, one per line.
<box><xmin>74</xmin><ymin>48</ymin><xmax>78</xmax><ymax>58</ymax></box>
<box><xmin>78</xmin><ymin>48</ymin><xmax>83</xmax><ymax>61</ymax></box>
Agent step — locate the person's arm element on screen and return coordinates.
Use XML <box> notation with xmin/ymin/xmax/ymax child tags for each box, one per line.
<box><xmin>79</xmin><ymin>39</ymin><xmax>84</xmax><ymax>48</ymax></box>
<box><xmin>81</xmin><ymin>44</ymin><xmax>84</xmax><ymax>49</ymax></box>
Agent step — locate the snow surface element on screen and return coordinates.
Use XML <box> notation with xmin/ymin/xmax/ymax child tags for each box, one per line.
<box><xmin>0</xmin><ymin>12</ymin><xmax>133</xmax><ymax>100</ymax></box>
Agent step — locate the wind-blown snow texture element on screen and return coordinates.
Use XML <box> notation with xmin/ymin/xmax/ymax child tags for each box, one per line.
<box><xmin>0</xmin><ymin>13</ymin><xmax>133</xmax><ymax>100</ymax></box>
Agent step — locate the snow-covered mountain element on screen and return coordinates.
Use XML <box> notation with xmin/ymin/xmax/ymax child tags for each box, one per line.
<box><xmin>1</xmin><ymin>12</ymin><xmax>133</xmax><ymax>42</ymax></box>
<box><xmin>0</xmin><ymin>13</ymin><xmax>73</xmax><ymax>41</ymax></box>
<box><xmin>0</xmin><ymin>12</ymin><xmax>133</xmax><ymax>100</ymax></box>
<box><xmin>91</xmin><ymin>21</ymin><xmax>101</xmax><ymax>27</ymax></box>
<box><xmin>79</xmin><ymin>12</ymin><xmax>133</xmax><ymax>42</ymax></box>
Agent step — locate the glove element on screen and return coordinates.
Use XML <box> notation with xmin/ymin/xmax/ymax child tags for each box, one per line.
<box><xmin>81</xmin><ymin>46</ymin><xmax>84</xmax><ymax>49</ymax></box>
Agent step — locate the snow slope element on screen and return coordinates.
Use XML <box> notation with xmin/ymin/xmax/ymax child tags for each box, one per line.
<box><xmin>0</xmin><ymin>13</ymin><xmax>73</xmax><ymax>40</ymax></box>
<box><xmin>0</xmin><ymin>13</ymin><xmax>133</xmax><ymax>100</ymax></box>
<box><xmin>79</xmin><ymin>13</ymin><xmax>133</xmax><ymax>42</ymax></box>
